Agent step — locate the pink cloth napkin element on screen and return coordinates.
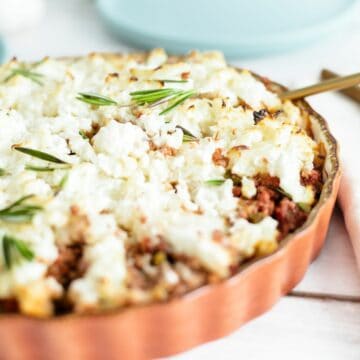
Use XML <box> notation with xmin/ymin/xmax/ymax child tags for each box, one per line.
<box><xmin>309</xmin><ymin>92</ymin><xmax>360</xmax><ymax>270</ymax></box>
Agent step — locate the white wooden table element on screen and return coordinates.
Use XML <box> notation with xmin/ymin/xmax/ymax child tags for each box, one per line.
<box><xmin>4</xmin><ymin>1</ymin><xmax>360</xmax><ymax>358</ymax></box>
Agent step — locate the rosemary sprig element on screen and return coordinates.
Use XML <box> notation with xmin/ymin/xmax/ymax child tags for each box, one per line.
<box><xmin>176</xmin><ymin>125</ymin><xmax>198</xmax><ymax>142</ymax></box>
<box><xmin>130</xmin><ymin>88</ymin><xmax>181</xmax><ymax>105</ymax></box>
<box><xmin>76</xmin><ymin>92</ymin><xmax>118</xmax><ymax>106</ymax></box>
<box><xmin>0</xmin><ymin>195</ymin><xmax>42</xmax><ymax>223</ymax></box>
<box><xmin>3</xmin><ymin>68</ymin><xmax>44</xmax><ymax>85</ymax></box>
<box><xmin>205</xmin><ymin>179</ymin><xmax>226</xmax><ymax>186</ymax></box>
<box><xmin>25</xmin><ymin>164</ymin><xmax>56</xmax><ymax>172</ymax></box>
<box><xmin>79</xmin><ymin>130</ymin><xmax>88</xmax><ymax>139</ymax></box>
<box><xmin>2</xmin><ymin>234</ymin><xmax>34</xmax><ymax>269</ymax></box>
<box><xmin>14</xmin><ymin>146</ymin><xmax>68</xmax><ymax>164</ymax></box>
<box><xmin>130</xmin><ymin>88</ymin><xmax>196</xmax><ymax>115</ymax></box>
<box><xmin>55</xmin><ymin>173</ymin><xmax>69</xmax><ymax>196</ymax></box>
<box><xmin>58</xmin><ymin>173</ymin><xmax>69</xmax><ymax>189</ymax></box>
<box><xmin>160</xmin><ymin>79</ymin><xmax>188</xmax><ymax>83</ymax></box>
<box><xmin>160</xmin><ymin>90</ymin><xmax>196</xmax><ymax>115</ymax></box>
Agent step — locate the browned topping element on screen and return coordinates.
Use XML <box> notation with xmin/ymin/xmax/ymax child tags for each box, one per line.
<box><xmin>68</xmin><ymin>207</ymin><xmax>89</xmax><ymax>243</ymax></box>
<box><xmin>105</xmin><ymin>72</ymin><xmax>119</xmax><ymax>82</ymax></box>
<box><xmin>83</xmin><ymin>122</ymin><xmax>101</xmax><ymax>141</ymax></box>
<box><xmin>271</xmin><ymin>110</ymin><xmax>283</xmax><ymax>118</ymax></box>
<box><xmin>181</xmin><ymin>71</ymin><xmax>190</xmax><ymax>80</ymax></box>
<box><xmin>253</xmin><ymin>109</ymin><xmax>269</xmax><ymax>124</ymax></box>
<box><xmin>159</xmin><ymin>146</ymin><xmax>177</xmax><ymax>157</ymax></box>
<box><xmin>235</xmin><ymin>97</ymin><xmax>252</xmax><ymax>110</ymax></box>
<box><xmin>232</xmin><ymin>145</ymin><xmax>250</xmax><ymax>151</ymax></box>
<box><xmin>131</xmin><ymin>107</ymin><xmax>143</xmax><ymax>118</ymax></box>
<box><xmin>197</xmin><ymin>91</ymin><xmax>220</xmax><ymax>100</ymax></box>
<box><xmin>259</xmin><ymin>76</ymin><xmax>272</xmax><ymax>88</ymax></box>
<box><xmin>212</xmin><ymin>148</ymin><xmax>229</xmax><ymax>167</ymax></box>
<box><xmin>212</xmin><ymin>230</ymin><xmax>224</xmax><ymax>243</ymax></box>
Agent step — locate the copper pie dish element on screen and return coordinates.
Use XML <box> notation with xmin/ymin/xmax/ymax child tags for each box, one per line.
<box><xmin>0</xmin><ymin>58</ymin><xmax>340</xmax><ymax>360</ymax></box>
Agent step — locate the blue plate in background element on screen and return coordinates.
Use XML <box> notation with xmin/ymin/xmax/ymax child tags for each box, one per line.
<box><xmin>96</xmin><ymin>0</ymin><xmax>358</xmax><ymax>57</ymax></box>
<box><xmin>0</xmin><ymin>37</ymin><xmax>5</xmax><ymax>63</ymax></box>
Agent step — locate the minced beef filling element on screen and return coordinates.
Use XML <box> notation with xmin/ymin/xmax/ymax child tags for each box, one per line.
<box><xmin>235</xmin><ymin>171</ymin><xmax>322</xmax><ymax>238</ymax></box>
<box><xmin>122</xmin><ymin>169</ymin><xmax>323</xmax><ymax>300</ymax></box>
<box><xmin>47</xmin><ymin>243</ymin><xmax>85</xmax><ymax>289</ymax></box>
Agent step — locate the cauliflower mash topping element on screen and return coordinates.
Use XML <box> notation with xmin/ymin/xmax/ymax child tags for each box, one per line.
<box><xmin>0</xmin><ymin>50</ymin><xmax>322</xmax><ymax>317</ymax></box>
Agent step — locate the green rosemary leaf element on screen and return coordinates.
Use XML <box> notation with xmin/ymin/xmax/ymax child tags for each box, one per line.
<box><xmin>4</xmin><ymin>194</ymin><xmax>35</xmax><ymax>209</ymax></box>
<box><xmin>2</xmin><ymin>236</ymin><xmax>11</xmax><ymax>269</ymax></box>
<box><xmin>131</xmin><ymin>88</ymin><xmax>179</xmax><ymax>105</ymax></box>
<box><xmin>0</xmin><ymin>168</ymin><xmax>6</xmax><ymax>176</ymax></box>
<box><xmin>77</xmin><ymin>92</ymin><xmax>118</xmax><ymax>106</ymax></box>
<box><xmin>205</xmin><ymin>179</ymin><xmax>226</xmax><ymax>186</ymax></box>
<box><xmin>59</xmin><ymin>173</ymin><xmax>69</xmax><ymax>188</ymax></box>
<box><xmin>31</xmin><ymin>58</ymin><xmax>47</xmax><ymax>68</ymax></box>
<box><xmin>130</xmin><ymin>87</ymin><xmax>196</xmax><ymax>114</ymax></box>
<box><xmin>14</xmin><ymin>146</ymin><xmax>68</xmax><ymax>164</ymax></box>
<box><xmin>297</xmin><ymin>202</ymin><xmax>311</xmax><ymax>213</ymax></box>
<box><xmin>160</xmin><ymin>89</ymin><xmax>196</xmax><ymax>115</ymax></box>
<box><xmin>275</xmin><ymin>187</ymin><xmax>292</xmax><ymax>199</ymax></box>
<box><xmin>3</xmin><ymin>68</ymin><xmax>44</xmax><ymax>85</ymax></box>
<box><xmin>183</xmin><ymin>134</ymin><xmax>198</xmax><ymax>142</ymax></box>
<box><xmin>176</xmin><ymin>125</ymin><xmax>198</xmax><ymax>142</ymax></box>
<box><xmin>2</xmin><ymin>235</ymin><xmax>34</xmax><ymax>269</ymax></box>
<box><xmin>25</xmin><ymin>164</ymin><xmax>56</xmax><ymax>172</ymax></box>
<box><xmin>0</xmin><ymin>195</ymin><xmax>42</xmax><ymax>223</ymax></box>
<box><xmin>79</xmin><ymin>130</ymin><xmax>88</xmax><ymax>139</ymax></box>
<box><xmin>54</xmin><ymin>172</ymin><xmax>69</xmax><ymax>196</ymax></box>
<box><xmin>161</xmin><ymin>79</ymin><xmax>188</xmax><ymax>83</ymax></box>
<box><xmin>13</xmin><ymin>238</ymin><xmax>34</xmax><ymax>261</ymax></box>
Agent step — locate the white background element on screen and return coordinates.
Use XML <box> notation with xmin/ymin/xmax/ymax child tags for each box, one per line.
<box><xmin>3</xmin><ymin>1</ymin><xmax>360</xmax><ymax>359</ymax></box>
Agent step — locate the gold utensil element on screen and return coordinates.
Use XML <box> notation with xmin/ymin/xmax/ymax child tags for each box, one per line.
<box><xmin>280</xmin><ymin>72</ymin><xmax>360</xmax><ymax>100</ymax></box>
<box><xmin>321</xmin><ymin>69</ymin><xmax>360</xmax><ymax>103</ymax></box>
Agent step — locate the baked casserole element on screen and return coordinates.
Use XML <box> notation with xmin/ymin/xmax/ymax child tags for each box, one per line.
<box><xmin>0</xmin><ymin>49</ymin><xmax>325</xmax><ymax>317</ymax></box>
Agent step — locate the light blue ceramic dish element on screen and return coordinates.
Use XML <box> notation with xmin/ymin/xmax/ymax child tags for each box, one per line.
<box><xmin>0</xmin><ymin>37</ymin><xmax>5</xmax><ymax>64</ymax></box>
<box><xmin>96</xmin><ymin>0</ymin><xmax>358</xmax><ymax>57</ymax></box>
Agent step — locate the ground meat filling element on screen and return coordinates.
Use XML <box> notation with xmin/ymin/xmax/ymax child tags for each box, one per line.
<box><xmin>0</xmin><ymin>299</ymin><xmax>18</xmax><ymax>313</ymax></box>
<box><xmin>301</xmin><ymin>169</ymin><xmax>323</xmax><ymax>194</ymax></box>
<box><xmin>234</xmin><ymin>173</ymin><xmax>315</xmax><ymax>238</ymax></box>
<box><xmin>126</xmin><ymin>240</ymin><xmax>213</xmax><ymax>300</ymax></box>
<box><xmin>274</xmin><ymin>198</ymin><xmax>307</xmax><ymax>236</ymax></box>
<box><xmin>47</xmin><ymin>243</ymin><xmax>85</xmax><ymax>288</ymax></box>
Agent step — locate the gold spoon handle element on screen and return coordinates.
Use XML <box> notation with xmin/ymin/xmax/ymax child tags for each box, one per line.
<box><xmin>280</xmin><ymin>72</ymin><xmax>360</xmax><ymax>100</ymax></box>
<box><xmin>321</xmin><ymin>69</ymin><xmax>360</xmax><ymax>103</ymax></box>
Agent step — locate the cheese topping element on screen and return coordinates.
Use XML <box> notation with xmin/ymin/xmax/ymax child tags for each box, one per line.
<box><xmin>0</xmin><ymin>50</ymin><xmax>320</xmax><ymax>316</ymax></box>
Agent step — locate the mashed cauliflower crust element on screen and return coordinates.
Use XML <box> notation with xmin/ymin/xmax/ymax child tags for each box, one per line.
<box><xmin>0</xmin><ymin>50</ymin><xmax>323</xmax><ymax>317</ymax></box>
